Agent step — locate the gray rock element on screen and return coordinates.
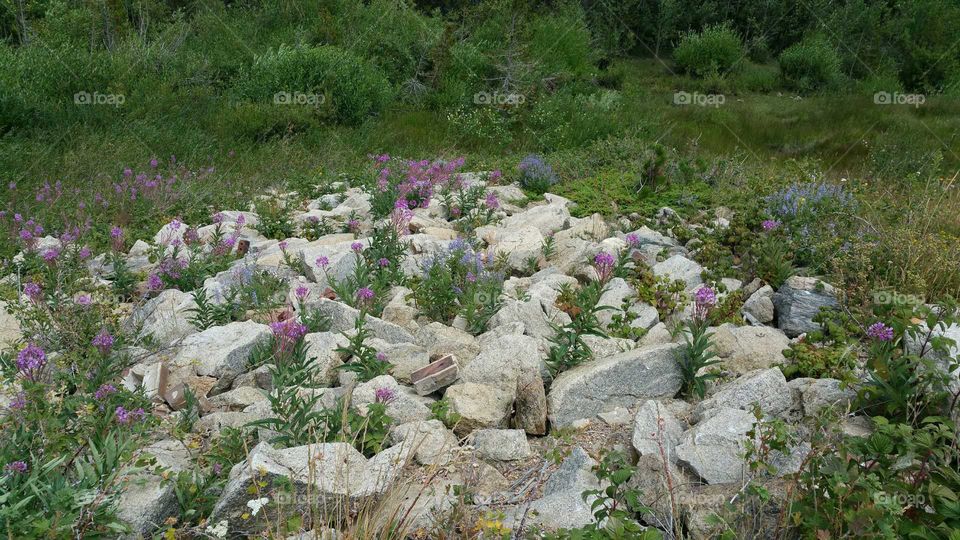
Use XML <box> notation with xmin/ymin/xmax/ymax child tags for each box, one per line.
<box><xmin>711</xmin><ymin>324</ymin><xmax>789</xmax><ymax>374</ymax></box>
<box><xmin>415</xmin><ymin>322</ymin><xmax>480</xmax><ymax>365</ymax></box>
<box><xmin>168</xmin><ymin>320</ymin><xmax>272</xmax><ymax>394</ymax></box>
<box><xmin>695</xmin><ymin>368</ymin><xmax>792</xmax><ymax>421</ymax></box>
<box><xmin>207</xmin><ymin>386</ymin><xmax>268</xmax><ymax>411</ymax></box>
<box><xmin>309</xmin><ymin>299</ymin><xmax>414</xmax><ymax>344</ymax></box>
<box><xmin>597</xmin><ymin>406</ymin><xmax>632</xmax><ymax>426</ymax></box>
<box><xmin>625</xmin><ymin>226</ymin><xmax>678</xmax><ymax>248</ymax></box>
<box><xmin>476</xmin><ymin>225</ymin><xmax>545</xmax><ymax>272</ymax></box>
<box><xmin>129</xmin><ymin>289</ymin><xmax>197</xmax><ymax>346</ymax></box>
<box><xmin>462</xmin><ymin>333</ymin><xmax>542</xmax><ymax>398</ymax></box>
<box><xmin>366</xmin><ymin>339</ymin><xmax>429</xmax><ymax>383</ymax></box>
<box><xmin>299</xmin><ymin>238</ymin><xmax>365</xmax><ymax>286</ymax></box>
<box><xmin>444</xmin><ymin>383</ymin><xmax>513</xmax><ymax>436</ymax></box>
<box><xmin>352</xmin><ymin>375</ymin><xmax>432</xmax><ymax>424</ymax></box>
<box><xmin>232</xmin><ymin>364</ymin><xmax>273</xmax><ymax>391</ymax></box>
<box><xmin>303</xmin><ymin>331</ymin><xmax>350</xmax><ymax>385</ymax></box>
<box><xmin>676</xmin><ymin>407</ymin><xmax>756</xmax><ymax>484</ymax></box>
<box><xmin>514</xmin><ymin>369</ymin><xmax>548</xmax><ymax>435</ymax></box>
<box><xmin>210</xmin><ymin>442</ymin><xmax>410</xmax><ymax>533</ymax></box>
<box><xmin>652</xmin><ymin>255</ymin><xmax>704</xmax><ymax>291</ymax></box>
<box><xmin>547</xmin><ymin>343</ymin><xmax>684</xmax><ymax>428</ymax></box>
<box><xmin>742</xmin><ymin>285</ymin><xmax>775</xmax><ymax>325</ymax></box>
<box><xmin>792</xmin><ymin>377</ymin><xmax>856</xmax><ymax>416</ymax></box>
<box><xmin>595</xmin><ymin>278</ymin><xmax>635</xmax><ymax>330</ymax></box>
<box><xmin>470</xmin><ymin>429</ymin><xmax>531</xmax><ymax>461</ymax></box>
<box><xmin>628</xmin><ymin>302</ymin><xmax>660</xmax><ymax>331</ymax></box>
<box><xmin>772</xmin><ymin>276</ymin><xmax>839</xmax><ymax>337</ymax></box>
<box><xmin>0</xmin><ymin>300</ymin><xmax>22</xmax><ymax>347</ymax></box>
<box><xmin>116</xmin><ymin>440</ymin><xmax>191</xmax><ymax>536</ymax></box>
<box><xmin>499</xmin><ymin>201</ymin><xmax>571</xmax><ymax>235</ymax></box>
<box><xmin>518</xmin><ymin>447</ymin><xmax>599</xmax><ymax>530</ymax></box>
<box><xmin>632</xmin><ymin>400</ymin><xmax>685</xmax><ymax>462</ymax></box>
<box><xmin>388</xmin><ymin>419</ymin><xmax>459</xmax><ymax>465</ymax></box>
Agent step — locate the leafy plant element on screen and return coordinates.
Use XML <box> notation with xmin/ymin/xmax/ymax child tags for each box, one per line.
<box><xmin>677</xmin><ymin>287</ymin><xmax>722</xmax><ymax>398</ymax></box>
<box><xmin>335</xmin><ymin>315</ymin><xmax>390</xmax><ymax>382</ymax></box>
<box><xmin>187</xmin><ymin>287</ymin><xmax>237</xmax><ymax>331</ymax></box>
<box><xmin>547</xmin><ymin>281</ymin><xmax>609</xmax><ymax>375</ymax></box>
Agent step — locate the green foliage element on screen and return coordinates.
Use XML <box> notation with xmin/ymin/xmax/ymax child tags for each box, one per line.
<box><xmin>545</xmin><ymin>451</ymin><xmax>662</xmax><ymax>540</ymax></box>
<box><xmin>546</xmin><ymin>282</ymin><xmax>609</xmax><ymax>376</ymax></box>
<box><xmin>677</xmin><ymin>310</ymin><xmax>722</xmax><ymax>399</ymax></box>
<box><xmin>673</xmin><ymin>24</ymin><xmax>743</xmax><ymax>78</ymax></box>
<box><xmin>428</xmin><ymin>398</ymin><xmax>462</xmax><ymax>431</ymax></box>
<box><xmin>234</xmin><ymin>44</ymin><xmax>392</xmax><ymax>125</ymax></box>
<box><xmin>253</xmin><ymin>199</ymin><xmax>295</xmax><ymax>240</ymax></box>
<box><xmin>411</xmin><ymin>240</ymin><xmax>503</xmax><ymax>332</ymax></box>
<box><xmin>335</xmin><ymin>315</ymin><xmax>391</xmax><ymax>383</ymax></box>
<box><xmin>187</xmin><ymin>287</ymin><xmax>237</xmax><ymax>331</ymax></box>
<box><xmin>753</xmin><ymin>230</ymin><xmax>794</xmax><ymax>289</ymax></box>
<box><xmin>779</xmin><ymin>35</ymin><xmax>842</xmax><ymax>92</ymax></box>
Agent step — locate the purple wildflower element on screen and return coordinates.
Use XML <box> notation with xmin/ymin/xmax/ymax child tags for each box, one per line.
<box><xmin>295</xmin><ymin>285</ymin><xmax>310</xmax><ymax>301</ymax></box>
<box><xmin>42</xmin><ymin>247</ymin><xmax>60</xmax><ymax>264</ymax></box>
<box><xmin>374</xmin><ymin>386</ymin><xmax>397</xmax><ymax>404</ymax></box>
<box><xmin>761</xmin><ymin>219</ymin><xmax>780</xmax><ymax>231</ymax></box>
<box><xmin>356</xmin><ymin>287</ymin><xmax>375</xmax><ymax>304</ymax></box>
<box><xmin>23</xmin><ymin>281</ymin><xmax>41</xmax><ymax>302</ymax></box>
<box><xmin>592</xmin><ymin>251</ymin><xmax>616</xmax><ymax>284</ymax></box>
<box><xmin>76</xmin><ymin>294</ymin><xmax>92</xmax><ymax>307</ymax></box>
<box><xmin>866</xmin><ymin>322</ymin><xmax>894</xmax><ymax>341</ymax></box>
<box><xmin>116</xmin><ymin>406</ymin><xmax>146</xmax><ymax>425</ymax></box>
<box><xmin>4</xmin><ymin>461</ymin><xmax>27</xmax><ymax>474</ymax></box>
<box><xmin>92</xmin><ymin>329</ymin><xmax>114</xmax><ymax>355</ymax></box>
<box><xmin>315</xmin><ymin>256</ymin><xmax>329</xmax><ymax>268</ymax></box>
<box><xmin>147</xmin><ymin>273</ymin><xmax>164</xmax><ymax>290</ymax></box>
<box><xmin>94</xmin><ymin>383</ymin><xmax>117</xmax><ymax>400</ymax></box>
<box><xmin>16</xmin><ymin>344</ymin><xmax>46</xmax><ymax>380</ymax></box>
<box><xmin>378</xmin><ymin>258</ymin><xmax>390</xmax><ymax>268</ymax></box>
<box><xmin>8</xmin><ymin>392</ymin><xmax>25</xmax><ymax>411</ymax></box>
<box><xmin>693</xmin><ymin>286</ymin><xmax>717</xmax><ymax>321</ymax></box>
<box><xmin>351</xmin><ymin>241</ymin><xmax>364</xmax><ymax>253</ymax></box>
<box><xmin>484</xmin><ymin>192</ymin><xmax>500</xmax><ymax>210</ymax></box>
<box><xmin>625</xmin><ymin>233</ymin><xmax>640</xmax><ymax>248</ymax></box>
<box><xmin>78</xmin><ymin>246</ymin><xmax>91</xmax><ymax>259</ymax></box>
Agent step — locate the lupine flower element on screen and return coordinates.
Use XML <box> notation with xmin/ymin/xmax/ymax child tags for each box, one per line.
<box><xmin>116</xmin><ymin>406</ymin><xmax>146</xmax><ymax>425</ymax></box>
<box><xmin>94</xmin><ymin>383</ymin><xmax>117</xmax><ymax>400</ymax></box>
<box><xmin>761</xmin><ymin>219</ymin><xmax>780</xmax><ymax>231</ymax></box>
<box><xmin>23</xmin><ymin>282</ymin><xmax>41</xmax><ymax>302</ymax></box>
<box><xmin>315</xmin><ymin>256</ymin><xmax>329</xmax><ymax>268</ymax></box>
<box><xmin>866</xmin><ymin>322</ymin><xmax>894</xmax><ymax>341</ymax></box>
<box><xmin>593</xmin><ymin>251</ymin><xmax>616</xmax><ymax>284</ymax></box>
<box><xmin>295</xmin><ymin>285</ymin><xmax>310</xmax><ymax>301</ymax></box>
<box><xmin>625</xmin><ymin>233</ymin><xmax>640</xmax><ymax>247</ymax></box>
<box><xmin>351</xmin><ymin>241</ymin><xmax>364</xmax><ymax>253</ymax></box>
<box><xmin>4</xmin><ymin>461</ymin><xmax>27</xmax><ymax>474</ymax></box>
<box><xmin>16</xmin><ymin>343</ymin><xmax>46</xmax><ymax>380</ymax></box>
<box><xmin>92</xmin><ymin>329</ymin><xmax>114</xmax><ymax>355</ymax></box>
<box><xmin>374</xmin><ymin>386</ymin><xmax>397</xmax><ymax>404</ymax></box>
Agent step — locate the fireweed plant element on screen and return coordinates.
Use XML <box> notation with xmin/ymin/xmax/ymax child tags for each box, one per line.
<box><xmin>411</xmin><ymin>238</ymin><xmax>505</xmax><ymax>335</ymax></box>
<box><xmin>322</xmin><ymin>224</ymin><xmax>408</xmax><ymax>316</ymax></box>
<box><xmin>438</xmin><ymin>170</ymin><xmax>503</xmax><ymax>233</ymax></box>
<box><xmin>545</xmin><ymin>252</ymin><xmax>615</xmax><ymax>376</ymax></box>
<box><xmin>367</xmin><ymin>154</ymin><xmax>467</xmax><ymax>219</ymax></box>
<box><xmin>0</xmin><ymin>227</ymin><xmax>152</xmax><ymax>536</ymax></box>
<box><xmin>677</xmin><ymin>286</ymin><xmax>722</xmax><ymax>398</ymax></box>
<box><xmin>145</xmin><ymin>214</ymin><xmax>242</xmax><ymax>293</ymax></box>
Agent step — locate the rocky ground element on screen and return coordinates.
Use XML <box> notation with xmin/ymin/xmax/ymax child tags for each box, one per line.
<box><xmin>4</xmin><ymin>172</ymin><xmax>957</xmax><ymax>540</ymax></box>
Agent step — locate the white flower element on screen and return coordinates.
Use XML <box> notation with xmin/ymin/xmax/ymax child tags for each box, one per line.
<box><xmin>246</xmin><ymin>496</ymin><xmax>269</xmax><ymax>516</ymax></box>
<box><xmin>205</xmin><ymin>520</ymin><xmax>229</xmax><ymax>538</ymax></box>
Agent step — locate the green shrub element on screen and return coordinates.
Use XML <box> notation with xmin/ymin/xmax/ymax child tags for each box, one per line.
<box><xmin>779</xmin><ymin>35</ymin><xmax>842</xmax><ymax>92</ymax></box>
<box><xmin>234</xmin><ymin>44</ymin><xmax>393</xmax><ymax>125</ymax></box>
<box><xmin>673</xmin><ymin>24</ymin><xmax>744</xmax><ymax>77</ymax></box>
<box><xmin>527</xmin><ymin>2</ymin><xmax>596</xmax><ymax>80</ymax></box>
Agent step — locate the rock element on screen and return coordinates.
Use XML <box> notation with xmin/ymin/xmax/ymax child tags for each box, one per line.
<box><xmin>303</xmin><ymin>331</ymin><xmax>350</xmax><ymax>385</ymax></box>
<box><xmin>710</xmin><ymin>324</ymin><xmax>789</xmax><ymax>374</ymax></box>
<box><xmin>352</xmin><ymin>376</ymin><xmax>432</xmax><ymax>424</ymax></box>
<box><xmin>299</xmin><ymin>238</ymin><xmax>364</xmax><ymax>286</ymax></box>
<box><xmin>196</xmin><ymin>411</ymin><xmax>263</xmax><ymax>432</ymax></box>
<box><xmin>489</xmin><ymin>295</ymin><xmax>571</xmax><ymax>340</ymax></box>
<box><xmin>772</xmin><ymin>276</ymin><xmax>839</xmax><ymax>337</ymax></box>
<box><xmin>595</xmin><ymin>278</ymin><xmax>635</xmax><ymax>330</ymax></box>
<box><xmin>380</xmin><ymin>286</ymin><xmax>419</xmax><ymax>331</ymax></box>
<box><xmin>625</xmin><ymin>226</ymin><xmax>678</xmax><ymax>248</ymax></box>
<box><xmin>410</xmin><ymin>354</ymin><xmax>459</xmax><ymax>396</ymax></box>
<box><xmin>477</xmin><ymin>225</ymin><xmax>545</xmax><ymax>272</ymax></box>
<box><xmin>444</xmin><ymin>383</ymin><xmax>513</xmax><ymax>436</ymax></box>
<box><xmin>499</xmin><ymin>201</ymin><xmax>570</xmax><ymax>235</ymax></box>
<box><xmin>547</xmin><ymin>343</ymin><xmax>684</xmax><ymax>428</ymax></box>
<box><xmin>209</xmin><ymin>442</ymin><xmax>410</xmax><ymax>533</ymax></box>
<box><xmin>632</xmin><ymin>400</ymin><xmax>685</xmax><ymax>462</ymax></box>
<box><xmin>695</xmin><ymin>368</ymin><xmax>793</xmax><ymax>421</ymax></box>
<box><xmin>518</xmin><ymin>447</ymin><xmax>599</xmax><ymax>530</ymax></box>
<box><xmin>469</xmin><ymin>429</ymin><xmax>531</xmax><ymax>461</ymax></box>
<box><xmin>116</xmin><ymin>440</ymin><xmax>191</xmax><ymax>536</ymax></box>
<box><xmin>461</xmin><ymin>334</ymin><xmax>542</xmax><ymax>398</ymax></box>
<box><xmin>581</xmin><ymin>335</ymin><xmax>636</xmax><ymax>358</ymax></box>
<box><xmin>415</xmin><ymin>322</ymin><xmax>480</xmax><ymax>365</ymax></box>
<box><xmin>652</xmin><ymin>254</ymin><xmax>704</xmax><ymax>291</ymax></box>
<box><xmin>742</xmin><ymin>285</ymin><xmax>775</xmax><ymax>325</ymax></box>
<box><xmin>597</xmin><ymin>406</ymin><xmax>632</xmax><ymax>426</ymax></box>
<box><xmin>366</xmin><ymin>339</ymin><xmax>428</xmax><ymax>383</ymax></box>
<box><xmin>310</xmin><ymin>299</ymin><xmax>414</xmax><ymax>344</ymax></box>
<box><xmin>207</xmin><ymin>386</ymin><xmax>268</xmax><ymax>411</ymax></box>
<box><xmin>792</xmin><ymin>377</ymin><xmax>856</xmax><ymax>416</ymax></box>
<box><xmin>388</xmin><ymin>419</ymin><xmax>459</xmax><ymax>465</ymax></box>
<box><xmin>676</xmin><ymin>407</ymin><xmax>756</xmax><ymax>484</ymax></box>
<box><xmin>514</xmin><ymin>369</ymin><xmax>547</xmax><ymax>435</ymax></box>
<box><xmin>677</xmin><ymin>480</ymin><xmax>789</xmax><ymax>539</ymax></box>
<box><xmin>640</xmin><ymin>322</ymin><xmax>675</xmax><ymax>347</ymax></box>
<box><xmin>232</xmin><ymin>364</ymin><xmax>273</xmax><ymax>391</ymax></box>
<box><xmin>129</xmin><ymin>289</ymin><xmax>197</xmax><ymax>346</ymax></box>
<box><xmin>628</xmin><ymin>302</ymin><xmax>660</xmax><ymax>331</ymax></box>
<box><xmin>0</xmin><ymin>300</ymin><xmax>21</xmax><ymax>347</ymax></box>
<box><xmin>168</xmin><ymin>320</ymin><xmax>272</xmax><ymax>394</ymax></box>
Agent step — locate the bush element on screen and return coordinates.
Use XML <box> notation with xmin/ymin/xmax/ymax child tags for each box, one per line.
<box><xmin>517</xmin><ymin>154</ymin><xmax>559</xmax><ymax>194</ymax></box>
<box><xmin>527</xmin><ymin>2</ymin><xmax>596</xmax><ymax>80</ymax></box>
<box><xmin>234</xmin><ymin>44</ymin><xmax>393</xmax><ymax>125</ymax></box>
<box><xmin>779</xmin><ymin>35</ymin><xmax>842</xmax><ymax>92</ymax></box>
<box><xmin>673</xmin><ymin>24</ymin><xmax>744</xmax><ymax>77</ymax></box>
